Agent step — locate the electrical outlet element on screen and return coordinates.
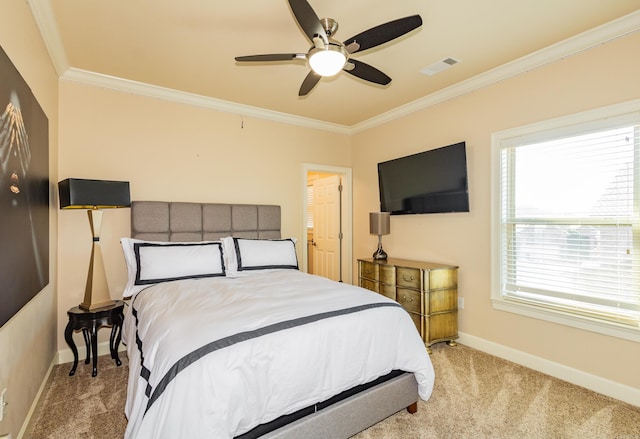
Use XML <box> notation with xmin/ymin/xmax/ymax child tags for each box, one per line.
<box><xmin>458</xmin><ymin>297</ymin><xmax>464</xmax><ymax>310</ymax></box>
<box><xmin>0</xmin><ymin>388</ymin><xmax>6</xmax><ymax>422</ymax></box>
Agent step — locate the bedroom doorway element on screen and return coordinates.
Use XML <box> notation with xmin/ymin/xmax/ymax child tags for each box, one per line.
<box><xmin>303</xmin><ymin>164</ymin><xmax>352</xmax><ymax>284</ymax></box>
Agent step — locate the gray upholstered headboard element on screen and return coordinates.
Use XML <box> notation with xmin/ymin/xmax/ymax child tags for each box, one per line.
<box><xmin>130</xmin><ymin>201</ymin><xmax>281</xmax><ymax>242</ymax></box>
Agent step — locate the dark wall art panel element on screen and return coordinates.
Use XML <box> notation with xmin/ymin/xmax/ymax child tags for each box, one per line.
<box><xmin>0</xmin><ymin>45</ymin><xmax>49</xmax><ymax>327</ymax></box>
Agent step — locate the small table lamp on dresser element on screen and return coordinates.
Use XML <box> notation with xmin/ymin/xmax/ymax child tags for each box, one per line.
<box><xmin>370</xmin><ymin>211</ymin><xmax>390</xmax><ymax>260</ymax></box>
<box><xmin>58</xmin><ymin>178</ymin><xmax>130</xmax><ymax>310</ymax></box>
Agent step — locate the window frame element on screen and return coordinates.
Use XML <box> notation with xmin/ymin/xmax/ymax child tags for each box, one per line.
<box><xmin>491</xmin><ymin>99</ymin><xmax>640</xmax><ymax>342</ymax></box>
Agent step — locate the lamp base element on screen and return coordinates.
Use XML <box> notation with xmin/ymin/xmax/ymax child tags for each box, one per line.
<box><xmin>79</xmin><ymin>299</ymin><xmax>116</xmax><ymax>311</ymax></box>
<box><xmin>79</xmin><ymin>209</ymin><xmax>115</xmax><ymax>311</ymax></box>
<box><xmin>372</xmin><ymin>244</ymin><xmax>388</xmax><ymax>260</ymax></box>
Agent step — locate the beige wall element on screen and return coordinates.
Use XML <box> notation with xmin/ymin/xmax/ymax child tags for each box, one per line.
<box><xmin>352</xmin><ymin>32</ymin><xmax>640</xmax><ymax>393</ymax></box>
<box><xmin>56</xmin><ymin>81</ymin><xmax>352</xmax><ymax>349</ymax></box>
<box><xmin>2</xmin><ymin>5</ymin><xmax>638</xmax><ymax>435</ymax></box>
<box><xmin>0</xmin><ymin>2</ymin><xmax>59</xmax><ymax>438</ymax></box>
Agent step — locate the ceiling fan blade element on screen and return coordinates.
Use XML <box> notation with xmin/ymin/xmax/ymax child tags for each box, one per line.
<box><xmin>343</xmin><ymin>15</ymin><xmax>422</xmax><ymax>54</ymax></box>
<box><xmin>287</xmin><ymin>0</ymin><xmax>328</xmax><ymax>45</ymax></box>
<box><xmin>343</xmin><ymin>59</ymin><xmax>391</xmax><ymax>85</ymax></box>
<box><xmin>235</xmin><ymin>54</ymin><xmax>305</xmax><ymax>62</ymax></box>
<box><xmin>299</xmin><ymin>70</ymin><xmax>321</xmax><ymax>96</ymax></box>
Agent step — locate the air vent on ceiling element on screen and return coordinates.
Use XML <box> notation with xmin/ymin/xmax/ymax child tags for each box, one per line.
<box><xmin>420</xmin><ymin>57</ymin><xmax>460</xmax><ymax>76</ymax></box>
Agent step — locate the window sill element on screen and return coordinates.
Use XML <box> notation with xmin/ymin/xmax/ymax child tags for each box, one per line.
<box><xmin>491</xmin><ymin>296</ymin><xmax>640</xmax><ymax>343</ymax></box>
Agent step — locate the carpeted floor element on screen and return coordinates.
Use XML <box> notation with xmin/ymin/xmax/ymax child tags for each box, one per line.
<box><xmin>27</xmin><ymin>353</ymin><xmax>128</xmax><ymax>438</ymax></box>
<box><xmin>26</xmin><ymin>344</ymin><xmax>640</xmax><ymax>438</ymax></box>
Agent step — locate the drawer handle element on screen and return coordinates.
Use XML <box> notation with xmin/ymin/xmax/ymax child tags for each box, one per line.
<box><xmin>402</xmin><ymin>275</ymin><xmax>414</xmax><ymax>282</ymax></box>
<box><xmin>402</xmin><ymin>295</ymin><xmax>413</xmax><ymax>303</ymax></box>
<box><xmin>365</xmin><ymin>269</ymin><xmax>373</xmax><ymax>275</ymax></box>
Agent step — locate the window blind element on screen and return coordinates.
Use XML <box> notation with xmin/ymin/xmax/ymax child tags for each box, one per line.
<box><xmin>498</xmin><ymin>114</ymin><xmax>640</xmax><ymax>327</ymax></box>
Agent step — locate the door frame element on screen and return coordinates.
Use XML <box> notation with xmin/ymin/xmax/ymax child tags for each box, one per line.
<box><xmin>302</xmin><ymin>163</ymin><xmax>353</xmax><ymax>284</ymax></box>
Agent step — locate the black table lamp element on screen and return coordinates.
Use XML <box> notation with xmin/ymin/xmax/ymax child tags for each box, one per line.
<box><xmin>59</xmin><ymin>178</ymin><xmax>131</xmax><ymax>310</ymax></box>
<box><xmin>370</xmin><ymin>212</ymin><xmax>390</xmax><ymax>260</ymax></box>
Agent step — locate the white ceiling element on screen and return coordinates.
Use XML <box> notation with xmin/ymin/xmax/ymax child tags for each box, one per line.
<box><xmin>30</xmin><ymin>1</ymin><xmax>639</xmax><ymax>130</ymax></box>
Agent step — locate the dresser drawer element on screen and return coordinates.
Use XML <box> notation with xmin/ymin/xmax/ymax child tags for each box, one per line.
<box><xmin>425</xmin><ymin>267</ymin><xmax>458</xmax><ymax>290</ymax></box>
<box><xmin>396</xmin><ymin>267</ymin><xmax>421</xmax><ymax>289</ymax></box>
<box><xmin>359</xmin><ymin>278</ymin><xmax>379</xmax><ymax>293</ymax></box>
<box><xmin>427</xmin><ymin>288</ymin><xmax>458</xmax><ymax>314</ymax></box>
<box><xmin>425</xmin><ymin>311</ymin><xmax>458</xmax><ymax>344</ymax></box>
<box><xmin>359</xmin><ymin>261</ymin><xmax>378</xmax><ymax>281</ymax></box>
<box><xmin>396</xmin><ymin>288</ymin><xmax>421</xmax><ymax>315</ymax></box>
<box><xmin>379</xmin><ymin>284</ymin><xmax>396</xmax><ymax>300</ymax></box>
<box><xmin>407</xmin><ymin>311</ymin><xmax>422</xmax><ymax>335</ymax></box>
<box><xmin>379</xmin><ymin>264</ymin><xmax>395</xmax><ymax>285</ymax></box>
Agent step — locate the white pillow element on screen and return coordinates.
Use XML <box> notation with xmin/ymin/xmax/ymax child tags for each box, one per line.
<box><xmin>121</xmin><ymin>238</ymin><xmax>225</xmax><ymax>297</ymax></box>
<box><xmin>221</xmin><ymin>237</ymin><xmax>298</xmax><ymax>277</ymax></box>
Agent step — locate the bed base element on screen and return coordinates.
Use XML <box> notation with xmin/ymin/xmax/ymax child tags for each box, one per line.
<box><xmin>240</xmin><ymin>371</ymin><xmax>418</xmax><ymax>439</ymax></box>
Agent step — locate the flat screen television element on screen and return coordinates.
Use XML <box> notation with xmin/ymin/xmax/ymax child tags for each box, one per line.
<box><xmin>378</xmin><ymin>142</ymin><xmax>469</xmax><ymax>215</ymax></box>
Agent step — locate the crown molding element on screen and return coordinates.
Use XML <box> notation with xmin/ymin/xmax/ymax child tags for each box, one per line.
<box><xmin>28</xmin><ymin>0</ymin><xmax>640</xmax><ymax>135</ymax></box>
<box><xmin>351</xmin><ymin>9</ymin><xmax>640</xmax><ymax>134</ymax></box>
<box><xmin>27</xmin><ymin>0</ymin><xmax>69</xmax><ymax>76</ymax></box>
<box><xmin>60</xmin><ymin>68</ymin><xmax>352</xmax><ymax>134</ymax></box>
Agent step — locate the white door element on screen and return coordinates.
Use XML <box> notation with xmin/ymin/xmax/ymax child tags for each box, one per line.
<box><xmin>312</xmin><ymin>175</ymin><xmax>342</xmax><ymax>281</ymax></box>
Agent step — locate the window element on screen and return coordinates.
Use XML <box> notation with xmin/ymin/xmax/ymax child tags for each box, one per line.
<box><xmin>492</xmin><ymin>101</ymin><xmax>640</xmax><ymax>340</ymax></box>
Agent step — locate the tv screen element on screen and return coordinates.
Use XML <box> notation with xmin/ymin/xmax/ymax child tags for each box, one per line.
<box><xmin>378</xmin><ymin>142</ymin><xmax>469</xmax><ymax>215</ymax></box>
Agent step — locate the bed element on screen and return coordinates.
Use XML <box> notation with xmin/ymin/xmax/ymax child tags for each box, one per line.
<box><xmin>121</xmin><ymin>201</ymin><xmax>435</xmax><ymax>438</ymax></box>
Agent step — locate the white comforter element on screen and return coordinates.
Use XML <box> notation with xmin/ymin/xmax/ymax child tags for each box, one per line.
<box><xmin>123</xmin><ymin>270</ymin><xmax>434</xmax><ymax>438</ymax></box>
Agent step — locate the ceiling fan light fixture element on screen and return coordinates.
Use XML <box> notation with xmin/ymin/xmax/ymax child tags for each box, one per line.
<box><xmin>235</xmin><ymin>4</ymin><xmax>423</xmax><ymax>95</ymax></box>
<box><xmin>308</xmin><ymin>44</ymin><xmax>347</xmax><ymax>77</ymax></box>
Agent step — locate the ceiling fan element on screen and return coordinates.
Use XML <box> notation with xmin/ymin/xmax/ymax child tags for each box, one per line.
<box><xmin>235</xmin><ymin>0</ymin><xmax>422</xmax><ymax>96</ymax></box>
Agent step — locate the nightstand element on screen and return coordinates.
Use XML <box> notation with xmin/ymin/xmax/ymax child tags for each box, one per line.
<box><xmin>64</xmin><ymin>300</ymin><xmax>125</xmax><ymax>377</ymax></box>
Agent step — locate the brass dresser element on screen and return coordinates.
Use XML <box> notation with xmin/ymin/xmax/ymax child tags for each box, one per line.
<box><xmin>358</xmin><ymin>258</ymin><xmax>459</xmax><ymax>353</ymax></box>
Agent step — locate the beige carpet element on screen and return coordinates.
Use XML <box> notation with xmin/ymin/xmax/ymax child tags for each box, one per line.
<box><xmin>27</xmin><ymin>354</ymin><xmax>128</xmax><ymax>438</ymax></box>
<box><xmin>26</xmin><ymin>344</ymin><xmax>640</xmax><ymax>438</ymax></box>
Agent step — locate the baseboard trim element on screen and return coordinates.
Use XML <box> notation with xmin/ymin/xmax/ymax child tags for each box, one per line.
<box><xmin>17</xmin><ymin>357</ymin><xmax>56</xmax><ymax>439</ymax></box>
<box><xmin>457</xmin><ymin>332</ymin><xmax>640</xmax><ymax>407</ymax></box>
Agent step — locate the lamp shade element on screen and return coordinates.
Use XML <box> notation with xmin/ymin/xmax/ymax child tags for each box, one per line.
<box><xmin>369</xmin><ymin>212</ymin><xmax>390</xmax><ymax>236</ymax></box>
<box><xmin>59</xmin><ymin>178</ymin><xmax>131</xmax><ymax>209</ymax></box>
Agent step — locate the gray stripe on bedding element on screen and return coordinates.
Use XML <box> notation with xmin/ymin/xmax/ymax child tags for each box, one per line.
<box><xmin>140</xmin><ymin>301</ymin><xmax>403</xmax><ymax>415</ymax></box>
